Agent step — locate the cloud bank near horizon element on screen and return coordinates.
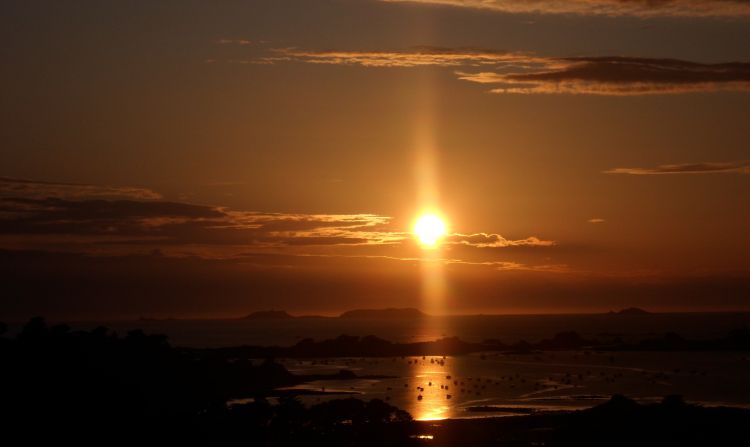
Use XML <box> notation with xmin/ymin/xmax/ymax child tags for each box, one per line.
<box><xmin>0</xmin><ymin>178</ymin><xmax>555</xmax><ymax>270</ymax></box>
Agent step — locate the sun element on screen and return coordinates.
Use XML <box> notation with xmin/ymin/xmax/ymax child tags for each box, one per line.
<box><xmin>414</xmin><ymin>213</ymin><xmax>447</xmax><ymax>247</ymax></box>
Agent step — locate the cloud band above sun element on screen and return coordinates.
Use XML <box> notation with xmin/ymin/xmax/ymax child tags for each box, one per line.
<box><xmin>457</xmin><ymin>57</ymin><xmax>750</xmax><ymax>95</ymax></box>
<box><xmin>232</xmin><ymin>47</ymin><xmax>750</xmax><ymax>96</ymax></box>
<box><xmin>0</xmin><ymin>177</ymin><xmax>163</xmax><ymax>200</ymax></box>
<box><xmin>605</xmin><ymin>160</ymin><xmax>750</xmax><ymax>175</ymax></box>
<box><xmin>380</xmin><ymin>0</ymin><xmax>750</xmax><ymax>18</ymax></box>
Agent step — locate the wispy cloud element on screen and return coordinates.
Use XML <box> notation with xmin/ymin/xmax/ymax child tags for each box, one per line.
<box><xmin>605</xmin><ymin>160</ymin><xmax>750</xmax><ymax>175</ymax></box>
<box><xmin>0</xmin><ymin>177</ymin><xmax>162</xmax><ymax>200</ymax></box>
<box><xmin>588</xmin><ymin>218</ymin><xmax>606</xmax><ymax>223</ymax></box>
<box><xmin>380</xmin><ymin>0</ymin><xmax>750</xmax><ymax>18</ymax></box>
<box><xmin>215</xmin><ymin>39</ymin><xmax>254</xmax><ymax>45</ymax></box>
<box><xmin>272</xmin><ymin>47</ymin><xmax>534</xmax><ymax>68</ymax></box>
<box><xmin>261</xmin><ymin>252</ymin><xmax>567</xmax><ymax>273</ymax></box>
<box><xmin>0</xmin><ymin>196</ymin><xmax>395</xmax><ymax>248</ymax></box>
<box><xmin>446</xmin><ymin>232</ymin><xmax>556</xmax><ymax>248</ymax></box>
<box><xmin>444</xmin><ymin>257</ymin><xmax>570</xmax><ymax>272</ymax></box>
<box><xmin>248</xmin><ymin>47</ymin><xmax>750</xmax><ymax>96</ymax></box>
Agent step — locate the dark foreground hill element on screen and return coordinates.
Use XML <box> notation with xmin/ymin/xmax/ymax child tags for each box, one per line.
<box><xmin>415</xmin><ymin>394</ymin><xmax>750</xmax><ymax>447</ymax></box>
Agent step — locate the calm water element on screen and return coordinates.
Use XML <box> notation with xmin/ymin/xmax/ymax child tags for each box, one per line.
<box><xmin>275</xmin><ymin>351</ymin><xmax>750</xmax><ymax>420</ymax></box>
<box><xmin>56</xmin><ymin>312</ymin><xmax>750</xmax><ymax>348</ymax></box>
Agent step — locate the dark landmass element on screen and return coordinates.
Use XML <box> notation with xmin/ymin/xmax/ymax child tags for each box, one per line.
<box><xmin>270</xmin><ymin>388</ymin><xmax>358</xmax><ymax>397</ymax></box>
<box><xmin>189</xmin><ymin>327</ymin><xmax>750</xmax><ymax>359</ymax></box>
<box><xmin>0</xmin><ymin>317</ymin><xmax>399</xmax><ymax>442</ymax></box>
<box><xmin>609</xmin><ymin>307</ymin><xmax>651</xmax><ymax>315</ymax></box>
<box><xmin>192</xmin><ymin>334</ymin><xmax>477</xmax><ymax>359</ymax></box>
<box><xmin>601</xmin><ymin>327</ymin><xmax>750</xmax><ymax>351</ymax></box>
<box><xmin>418</xmin><ymin>395</ymin><xmax>750</xmax><ymax>446</ymax></box>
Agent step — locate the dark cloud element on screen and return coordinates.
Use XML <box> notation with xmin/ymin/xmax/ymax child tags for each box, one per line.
<box><xmin>380</xmin><ymin>0</ymin><xmax>750</xmax><ymax>18</ymax></box>
<box><xmin>248</xmin><ymin>47</ymin><xmax>750</xmax><ymax>95</ymax></box>
<box><xmin>0</xmin><ymin>197</ymin><xmax>224</xmax><ymax>237</ymax></box>
<box><xmin>485</xmin><ymin>57</ymin><xmax>750</xmax><ymax>95</ymax></box>
<box><xmin>605</xmin><ymin>160</ymin><xmax>750</xmax><ymax>175</ymax></box>
<box><xmin>0</xmin><ymin>177</ymin><xmax>162</xmax><ymax>200</ymax></box>
<box><xmin>0</xmin><ymin>196</ymin><xmax>394</xmax><ymax>248</ymax></box>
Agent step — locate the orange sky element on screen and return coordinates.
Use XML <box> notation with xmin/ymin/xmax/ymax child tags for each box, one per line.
<box><xmin>1</xmin><ymin>0</ymin><xmax>749</xmax><ymax>319</ymax></box>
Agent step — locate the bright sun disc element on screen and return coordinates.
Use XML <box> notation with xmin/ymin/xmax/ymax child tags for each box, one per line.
<box><xmin>414</xmin><ymin>214</ymin><xmax>447</xmax><ymax>247</ymax></box>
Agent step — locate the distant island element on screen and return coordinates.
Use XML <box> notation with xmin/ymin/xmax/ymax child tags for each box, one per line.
<box><xmin>608</xmin><ymin>307</ymin><xmax>651</xmax><ymax>315</ymax></box>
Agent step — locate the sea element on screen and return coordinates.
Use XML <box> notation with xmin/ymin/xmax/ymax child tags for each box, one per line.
<box><xmin>59</xmin><ymin>312</ymin><xmax>750</xmax><ymax>347</ymax></box>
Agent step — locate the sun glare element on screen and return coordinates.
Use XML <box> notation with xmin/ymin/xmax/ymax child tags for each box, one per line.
<box><xmin>414</xmin><ymin>214</ymin><xmax>447</xmax><ymax>247</ymax></box>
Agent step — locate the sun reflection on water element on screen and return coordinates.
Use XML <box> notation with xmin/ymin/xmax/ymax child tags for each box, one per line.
<box><xmin>409</xmin><ymin>358</ymin><xmax>455</xmax><ymax>421</ymax></box>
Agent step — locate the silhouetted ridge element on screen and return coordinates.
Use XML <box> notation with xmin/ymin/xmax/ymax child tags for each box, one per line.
<box><xmin>197</xmin><ymin>327</ymin><xmax>750</xmax><ymax>358</ymax></box>
<box><xmin>608</xmin><ymin>307</ymin><xmax>651</xmax><ymax>315</ymax></box>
